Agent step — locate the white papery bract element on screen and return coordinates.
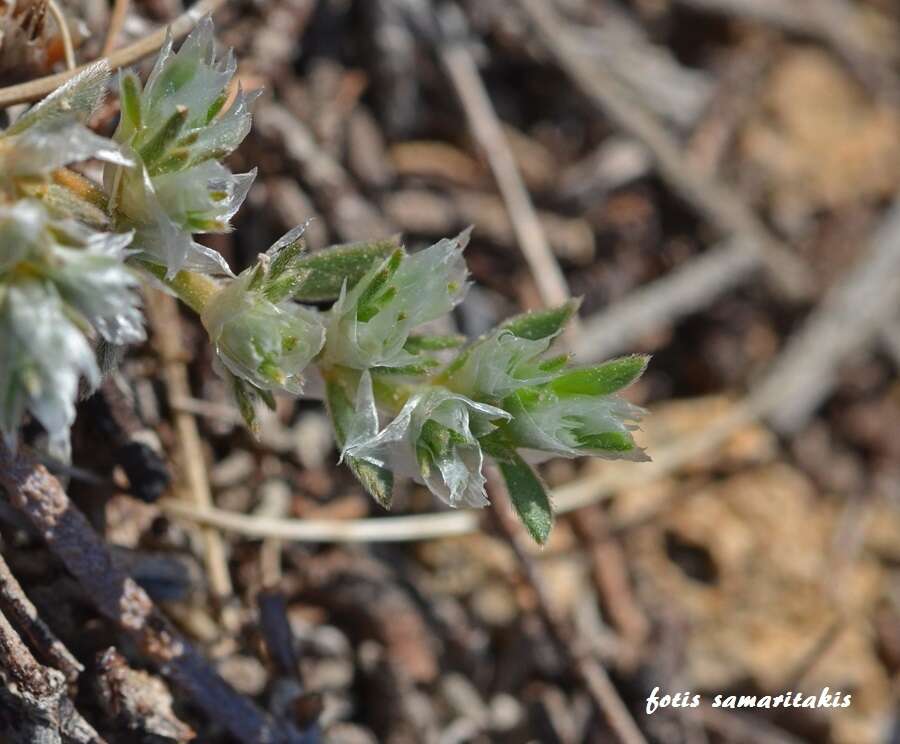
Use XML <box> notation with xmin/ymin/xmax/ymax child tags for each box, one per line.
<box><xmin>441</xmin><ymin>329</ymin><xmax>559</xmax><ymax>402</ymax></box>
<box><xmin>0</xmin><ymin>61</ymin><xmax>131</xmax><ymax>189</ymax></box>
<box><xmin>0</xmin><ymin>283</ymin><xmax>100</xmax><ymax>461</ymax></box>
<box><xmin>0</xmin><ymin>200</ymin><xmax>144</xmax><ymax>459</ymax></box>
<box><xmin>0</xmin><ymin>201</ymin><xmax>144</xmax><ymax>344</ymax></box>
<box><xmin>343</xmin><ymin>373</ymin><xmax>510</xmax><ymax>507</ymax></box>
<box><xmin>106</xmin><ymin>17</ymin><xmax>257</xmax><ymax>277</ymax></box>
<box><xmin>5</xmin><ymin>60</ymin><xmax>109</xmax><ymax>136</ymax></box>
<box><xmin>322</xmin><ymin>229</ymin><xmax>470</xmax><ymax>369</ymax></box>
<box><xmin>503</xmin><ymin>387</ymin><xmax>648</xmax><ymax>461</ymax></box>
<box><xmin>201</xmin><ymin>269</ymin><xmax>325</xmax><ymax>396</ymax></box>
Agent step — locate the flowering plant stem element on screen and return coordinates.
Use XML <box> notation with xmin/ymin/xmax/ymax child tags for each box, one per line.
<box><xmin>133</xmin><ymin>258</ymin><xmax>220</xmax><ymax>314</ymax></box>
<box><xmin>0</xmin><ymin>17</ymin><xmax>650</xmax><ymax>545</ymax></box>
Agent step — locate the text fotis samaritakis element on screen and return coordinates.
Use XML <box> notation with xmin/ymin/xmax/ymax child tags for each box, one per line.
<box><xmin>645</xmin><ymin>686</ymin><xmax>852</xmax><ymax>715</ymax></box>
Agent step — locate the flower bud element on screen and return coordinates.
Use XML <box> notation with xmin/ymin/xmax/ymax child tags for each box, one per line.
<box><xmin>0</xmin><ymin>200</ymin><xmax>144</xmax><ymax>345</ymax></box>
<box><xmin>106</xmin><ymin>18</ymin><xmax>257</xmax><ymax>277</ymax></box>
<box><xmin>503</xmin><ymin>386</ymin><xmax>648</xmax><ymax>461</ymax></box>
<box><xmin>440</xmin><ymin>299</ymin><xmax>580</xmax><ymax>401</ymax></box>
<box><xmin>201</xmin><ymin>269</ymin><xmax>325</xmax><ymax>396</ymax></box>
<box><xmin>0</xmin><ymin>283</ymin><xmax>100</xmax><ymax>462</ymax></box>
<box><xmin>322</xmin><ymin>230</ymin><xmax>470</xmax><ymax>370</ymax></box>
<box><xmin>344</xmin><ymin>379</ymin><xmax>510</xmax><ymax>508</ymax></box>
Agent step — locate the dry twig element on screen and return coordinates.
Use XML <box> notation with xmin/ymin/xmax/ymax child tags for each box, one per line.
<box><xmin>157</xmin><ymin>395</ymin><xmax>757</xmax><ymax>543</ymax></box>
<box><xmin>144</xmin><ymin>289</ymin><xmax>235</xmax><ymax>620</ymax></box>
<box><xmin>0</xmin><ymin>605</ymin><xmax>103</xmax><ymax>743</ymax></box>
<box><xmin>0</xmin><ymin>0</ymin><xmax>227</xmax><ymax>108</ymax></box>
<box><xmin>0</xmin><ymin>442</ymin><xmax>315</xmax><ymax>744</ymax></box>
<box><xmin>514</xmin><ymin>0</ymin><xmax>814</xmax><ymax>301</ymax></box>
<box><xmin>435</xmin><ymin>5</ymin><xmax>575</xmax><ymax>314</ymax></box>
<box><xmin>100</xmin><ymin>0</ymin><xmax>131</xmax><ymax>57</ymax></box>
<box><xmin>0</xmin><ymin>551</ymin><xmax>83</xmax><ymax>684</ymax></box>
<box><xmin>95</xmin><ymin>647</ymin><xmax>195</xmax><ymax>743</ymax></box>
<box><xmin>487</xmin><ymin>469</ymin><xmax>647</xmax><ymax>744</ymax></box>
<box><xmin>46</xmin><ymin>0</ymin><xmax>76</xmax><ymax>70</ymax></box>
<box><xmin>753</xmin><ymin>196</ymin><xmax>900</xmax><ymax>433</ymax></box>
<box><xmin>574</xmin><ymin>239</ymin><xmax>759</xmax><ymax>362</ymax></box>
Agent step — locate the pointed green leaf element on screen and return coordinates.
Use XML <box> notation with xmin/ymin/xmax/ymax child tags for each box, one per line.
<box><xmin>232</xmin><ymin>377</ymin><xmax>261</xmax><ymax>437</ymax></box>
<box><xmin>404</xmin><ymin>334</ymin><xmax>466</xmax><ymax>353</ymax></box>
<box><xmin>292</xmin><ymin>238</ymin><xmax>404</xmax><ymax>302</ymax></box>
<box><xmin>498</xmin><ymin>453</ymin><xmax>553</xmax><ymax>545</ymax></box>
<box><xmin>325</xmin><ymin>377</ymin><xmax>394</xmax><ymax>508</ymax></box>
<box><xmin>206</xmin><ymin>91</ymin><xmax>229</xmax><ymax>124</ymax></box>
<box><xmin>371</xmin><ymin>359</ymin><xmax>440</xmax><ymax>376</ymax></box>
<box><xmin>262</xmin><ymin>269</ymin><xmax>311</xmax><ymax>304</ymax></box>
<box><xmin>139</xmin><ymin>105</ymin><xmax>189</xmax><ymax>168</ymax></box>
<box><xmin>267</xmin><ymin>234</ymin><xmax>306</xmax><ymax>282</ymax></box>
<box><xmin>537</xmin><ymin>354</ymin><xmax>570</xmax><ymax>374</ymax></box>
<box><xmin>477</xmin><ymin>429</ymin><xmax>516</xmax><ymax>461</ymax></box>
<box><xmin>355</xmin><ymin>249</ymin><xmax>402</xmax><ymax>321</ymax></box>
<box><xmin>120</xmin><ymin>72</ymin><xmax>143</xmax><ymax>131</ymax></box>
<box><xmin>502</xmin><ymin>298</ymin><xmax>581</xmax><ymax>341</ymax></box>
<box><xmin>576</xmin><ymin>431</ymin><xmax>635</xmax><ymax>452</ymax></box>
<box><xmin>154</xmin><ymin>148</ymin><xmax>191</xmax><ymax>174</ymax></box>
<box><xmin>549</xmin><ymin>354</ymin><xmax>649</xmax><ymax>397</ymax></box>
<box><xmin>347</xmin><ymin>457</ymin><xmax>394</xmax><ymax>509</ymax></box>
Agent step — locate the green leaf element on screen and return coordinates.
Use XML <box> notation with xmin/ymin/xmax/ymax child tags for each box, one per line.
<box><xmin>498</xmin><ymin>453</ymin><xmax>553</xmax><ymax>545</ymax></box>
<box><xmin>576</xmin><ymin>431</ymin><xmax>635</xmax><ymax>452</ymax></box>
<box><xmin>347</xmin><ymin>457</ymin><xmax>394</xmax><ymax>509</ymax></box>
<box><xmin>205</xmin><ymin>91</ymin><xmax>228</xmax><ymax>124</ymax></box>
<box><xmin>268</xmin><ymin>238</ymin><xmax>306</xmax><ymax>281</ymax></box>
<box><xmin>502</xmin><ymin>298</ymin><xmax>581</xmax><ymax>341</ymax></box>
<box><xmin>537</xmin><ymin>354</ymin><xmax>570</xmax><ymax>374</ymax></box>
<box><xmin>139</xmin><ymin>105</ymin><xmax>189</xmax><ymax>168</ymax></box>
<box><xmin>154</xmin><ymin>148</ymin><xmax>190</xmax><ymax>174</ymax></box>
<box><xmin>120</xmin><ymin>72</ymin><xmax>143</xmax><ymax>131</ymax></box>
<box><xmin>371</xmin><ymin>359</ymin><xmax>440</xmax><ymax>376</ymax></box>
<box><xmin>293</xmin><ymin>238</ymin><xmax>404</xmax><ymax>302</ymax></box>
<box><xmin>325</xmin><ymin>377</ymin><xmax>394</xmax><ymax>508</ymax></box>
<box><xmin>549</xmin><ymin>354</ymin><xmax>649</xmax><ymax>397</ymax></box>
<box><xmin>262</xmin><ymin>269</ymin><xmax>311</xmax><ymax>304</ymax></box>
<box><xmin>477</xmin><ymin>429</ymin><xmax>516</xmax><ymax>461</ymax></box>
<box><xmin>355</xmin><ymin>249</ymin><xmax>402</xmax><ymax>322</ymax></box>
<box><xmin>404</xmin><ymin>334</ymin><xmax>466</xmax><ymax>353</ymax></box>
<box><xmin>232</xmin><ymin>377</ymin><xmax>261</xmax><ymax>437</ymax></box>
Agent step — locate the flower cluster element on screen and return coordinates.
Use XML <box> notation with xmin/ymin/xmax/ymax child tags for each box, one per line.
<box><xmin>0</xmin><ymin>18</ymin><xmax>649</xmax><ymax>543</ymax></box>
<box><xmin>0</xmin><ymin>59</ymin><xmax>143</xmax><ymax>460</ymax></box>
<box><xmin>104</xmin><ymin>16</ymin><xmax>256</xmax><ymax>277</ymax></box>
<box><xmin>319</xmin><ymin>235</ymin><xmax>648</xmax><ymax>539</ymax></box>
<box><xmin>0</xmin><ymin>201</ymin><xmax>143</xmax><ymax>460</ymax></box>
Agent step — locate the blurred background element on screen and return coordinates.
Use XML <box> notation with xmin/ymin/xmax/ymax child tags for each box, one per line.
<box><xmin>3</xmin><ymin>0</ymin><xmax>900</xmax><ymax>742</ymax></box>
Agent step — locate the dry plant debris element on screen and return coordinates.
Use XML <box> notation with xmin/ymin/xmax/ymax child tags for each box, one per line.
<box><xmin>1</xmin><ymin>1</ymin><xmax>899</xmax><ymax>743</ymax></box>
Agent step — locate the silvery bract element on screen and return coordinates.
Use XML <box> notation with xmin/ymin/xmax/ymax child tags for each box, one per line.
<box><xmin>0</xmin><ymin>201</ymin><xmax>144</xmax><ymax>459</ymax></box>
<box><xmin>322</xmin><ymin>229</ymin><xmax>470</xmax><ymax>369</ymax></box>
<box><xmin>0</xmin><ymin>61</ymin><xmax>131</xmax><ymax>187</ymax></box>
<box><xmin>0</xmin><ymin>283</ymin><xmax>100</xmax><ymax>461</ymax></box>
<box><xmin>0</xmin><ymin>200</ymin><xmax>144</xmax><ymax>345</ymax></box>
<box><xmin>343</xmin><ymin>373</ymin><xmax>510</xmax><ymax>507</ymax></box>
<box><xmin>503</xmin><ymin>388</ymin><xmax>648</xmax><ymax>461</ymax></box>
<box><xmin>442</xmin><ymin>329</ymin><xmax>559</xmax><ymax>401</ymax></box>
<box><xmin>0</xmin><ymin>10</ymin><xmax>652</xmax><ymax>545</ymax></box>
<box><xmin>201</xmin><ymin>267</ymin><xmax>325</xmax><ymax>396</ymax></box>
<box><xmin>106</xmin><ymin>17</ymin><xmax>257</xmax><ymax>277</ymax></box>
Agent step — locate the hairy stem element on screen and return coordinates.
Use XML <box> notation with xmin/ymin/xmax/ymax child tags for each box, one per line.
<box><xmin>134</xmin><ymin>259</ymin><xmax>221</xmax><ymax>314</ymax></box>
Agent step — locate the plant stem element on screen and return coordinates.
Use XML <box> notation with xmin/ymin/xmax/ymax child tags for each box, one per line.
<box><xmin>134</xmin><ymin>259</ymin><xmax>221</xmax><ymax>314</ymax></box>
